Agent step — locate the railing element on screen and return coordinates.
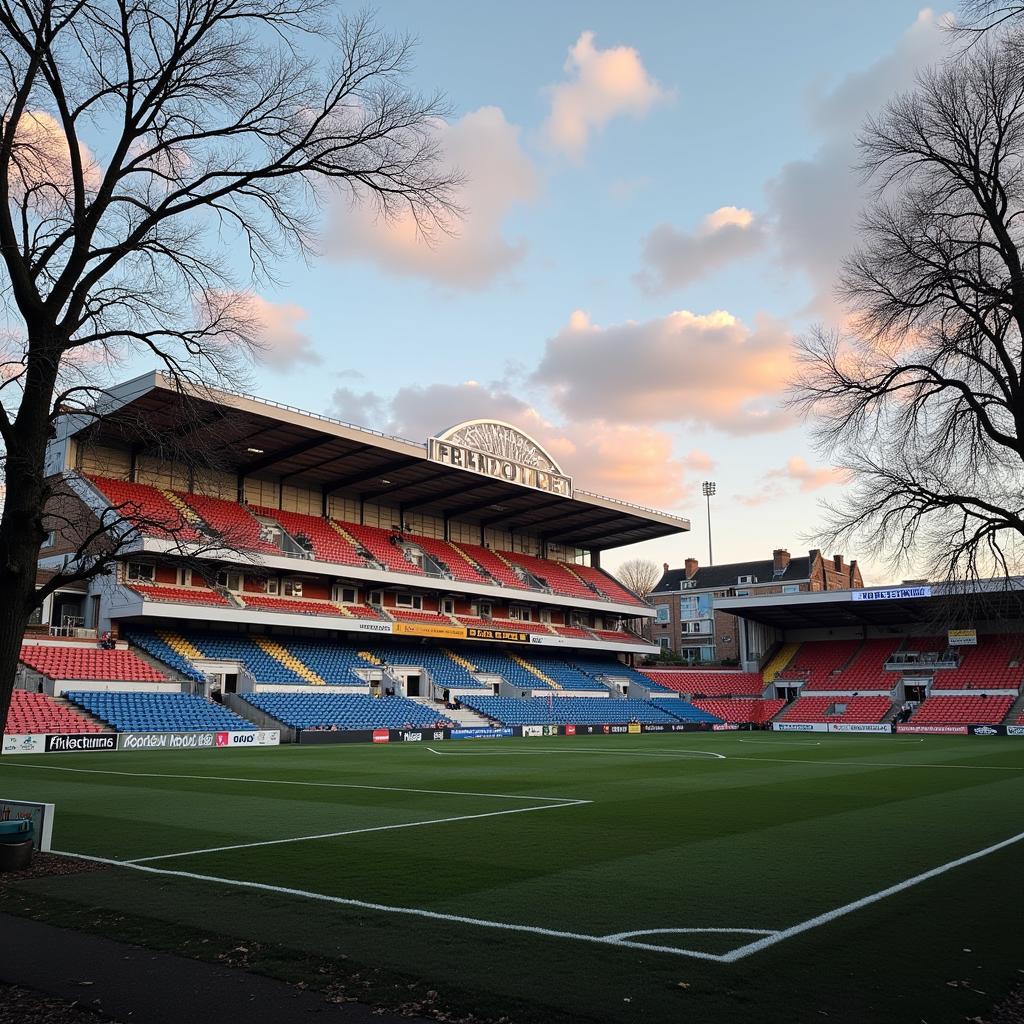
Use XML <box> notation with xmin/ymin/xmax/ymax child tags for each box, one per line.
<box><xmin>885</xmin><ymin>650</ymin><xmax>960</xmax><ymax>670</ymax></box>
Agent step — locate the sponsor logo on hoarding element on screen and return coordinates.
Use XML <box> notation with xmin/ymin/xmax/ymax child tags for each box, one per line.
<box><xmin>828</xmin><ymin>723</ymin><xmax>893</xmax><ymax>734</ymax></box>
<box><xmin>609</xmin><ymin>725</ymin><xmax>628</xmax><ymax>733</ymax></box>
<box><xmin>712</xmin><ymin>723</ymin><xmax>740</xmax><ymax>731</ymax></box>
<box><xmin>357</xmin><ymin>622</ymin><xmax>393</xmax><ymax>633</ymax></box>
<box><xmin>465</xmin><ymin>626</ymin><xmax>531</xmax><ymax>643</ymax></box>
<box><xmin>120</xmin><ymin>732</ymin><xmax>216</xmax><ymax>751</ymax></box>
<box><xmin>565</xmin><ymin>725</ymin><xmax>576</xmax><ymax>736</ymax></box>
<box><xmin>1</xmin><ymin>734</ymin><xmax>45</xmax><ymax>755</ymax></box>
<box><xmin>1007</xmin><ymin>725</ymin><xmax>1024</xmax><ymax>737</ymax></box>
<box><xmin>432</xmin><ymin>731</ymin><xmax>445</xmax><ymax>741</ymax></box>
<box><xmin>852</xmin><ymin>586</ymin><xmax>931</xmax><ymax>602</ymax></box>
<box><xmin>372</xmin><ymin>729</ymin><xmax>390</xmax><ymax>744</ymax></box>
<box><xmin>774</xmin><ymin>723</ymin><xmax>818</xmax><ymax>732</ymax></box>
<box><xmin>522</xmin><ymin>725</ymin><xmax>543</xmax><ymax>738</ymax></box>
<box><xmin>392</xmin><ymin>621</ymin><xmax>467</xmax><ymax>640</ymax></box>
<box><xmin>402</xmin><ymin>732</ymin><xmax>423</xmax><ymax>742</ymax></box>
<box><xmin>644</xmin><ymin>724</ymin><xmax>666</xmax><ymax>732</ymax></box>
<box><xmin>971</xmin><ymin>725</ymin><xmax>997</xmax><ymax>736</ymax></box>
<box><xmin>627</xmin><ymin>722</ymin><xmax>642</xmax><ymax>734</ymax></box>
<box><xmin>450</xmin><ymin>727</ymin><xmax>513</xmax><ymax>740</ymax></box>
<box><xmin>44</xmin><ymin>733</ymin><xmax>117</xmax><ymax>753</ymax></box>
<box><xmin>896</xmin><ymin>724</ymin><xmax>968</xmax><ymax>735</ymax></box>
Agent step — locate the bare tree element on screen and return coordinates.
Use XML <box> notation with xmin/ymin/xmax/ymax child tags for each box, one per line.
<box><xmin>0</xmin><ymin>0</ymin><xmax>458</xmax><ymax>728</ymax></box>
<box><xmin>791</xmin><ymin>37</ymin><xmax>1024</xmax><ymax>586</ymax></box>
<box><xmin>958</xmin><ymin>2</ymin><xmax>1024</xmax><ymax>35</ymax></box>
<box><xmin>615</xmin><ymin>558</ymin><xmax>661</xmax><ymax>599</ymax></box>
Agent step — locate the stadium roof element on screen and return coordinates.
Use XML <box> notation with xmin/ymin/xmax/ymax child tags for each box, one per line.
<box><xmin>63</xmin><ymin>372</ymin><xmax>689</xmax><ymax>551</ymax></box>
<box><xmin>716</xmin><ymin>579</ymin><xmax>1024</xmax><ymax>630</ymax></box>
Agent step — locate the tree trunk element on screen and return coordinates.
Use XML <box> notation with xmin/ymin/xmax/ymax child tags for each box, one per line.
<box><xmin>0</xmin><ymin>341</ymin><xmax>60</xmax><ymax>732</ymax></box>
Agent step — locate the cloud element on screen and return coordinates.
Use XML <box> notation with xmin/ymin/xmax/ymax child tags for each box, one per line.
<box><xmin>9</xmin><ymin>110</ymin><xmax>102</xmax><ymax>200</ymax></box>
<box><xmin>247</xmin><ymin>295</ymin><xmax>320</xmax><ymax>371</ymax></box>
<box><xmin>765</xmin><ymin>9</ymin><xmax>951</xmax><ymax>318</ymax></box>
<box><xmin>635</xmin><ymin>206</ymin><xmax>766</xmax><ymax>292</ymax></box>
<box><xmin>328</xmin><ymin>106</ymin><xmax>537</xmax><ymax>290</ymax></box>
<box><xmin>532</xmin><ymin>308</ymin><xmax>796</xmax><ymax>434</ymax></box>
<box><xmin>544</xmin><ymin>31</ymin><xmax>669</xmax><ymax>158</ymax></box>
<box><xmin>738</xmin><ymin>456</ymin><xmax>848</xmax><ymax>506</ymax></box>
<box><xmin>330</xmin><ymin>379</ymin><xmax>700</xmax><ymax>508</ymax></box>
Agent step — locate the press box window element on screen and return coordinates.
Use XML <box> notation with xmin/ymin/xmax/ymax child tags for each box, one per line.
<box><xmin>395</xmin><ymin>593</ymin><xmax>423</xmax><ymax>610</ymax></box>
<box><xmin>126</xmin><ymin>563</ymin><xmax>155</xmax><ymax>582</ymax></box>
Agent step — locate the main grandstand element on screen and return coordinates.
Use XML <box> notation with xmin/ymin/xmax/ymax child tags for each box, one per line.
<box><xmin>8</xmin><ymin>371</ymin><xmax>709</xmax><ymax>742</ymax></box>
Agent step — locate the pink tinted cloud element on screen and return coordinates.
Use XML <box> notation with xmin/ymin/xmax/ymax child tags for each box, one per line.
<box><xmin>533</xmin><ymin>308</ymin><xmax>795</xmax><ymax>435</ymax></box>
<box><xmin>245</xmin><ymin>294</ymin><xmax>320</xmax><ymax>370</ymax></box>
<box><xmin>737</xmin><ymin>457</ymin><xmax>849</xmax><ymax>506</ymax></box>
<box><xmin>544</xmin><ymin>31</ymin><xmax>670</xmax><ymax>158</ymax></box>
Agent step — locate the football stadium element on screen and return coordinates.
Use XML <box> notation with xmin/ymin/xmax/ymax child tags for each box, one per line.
<box><xmin>2</xmin><ymin>373</ymin><xmax>1024</xmax><ymax>1023</ymax></box>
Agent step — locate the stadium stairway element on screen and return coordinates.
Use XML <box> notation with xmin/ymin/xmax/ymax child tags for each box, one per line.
<box><xmin>1005</xmin><ymin>690</ymin><xmax>1024</xmax><ymax>724</ymax></box>
<box><xmin>762</xmin><ymin>642</ymin><xmax>799</xmax><ymax>684</ymax></box>
<box><xmin>409</xmin><ymin>697</ymin><xmax>492</xmax><ymax>728</ymax></box>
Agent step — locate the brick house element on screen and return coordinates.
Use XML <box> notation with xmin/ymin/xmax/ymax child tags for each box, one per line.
<box><xmin>649</xmin><ymin>549</ymin><xmax>864</xmax><ymax>663</ymax></box>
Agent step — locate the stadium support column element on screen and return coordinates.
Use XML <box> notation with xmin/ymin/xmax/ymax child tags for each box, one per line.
<box><xmin>236</xmin><ymin>469</ymin><xmax>245</xmax><ymax>504</ymax></box>
<box><xmin>589</xmin><ymin>548</ymin><xmax>601</xmax><ymax>569</ymax></box>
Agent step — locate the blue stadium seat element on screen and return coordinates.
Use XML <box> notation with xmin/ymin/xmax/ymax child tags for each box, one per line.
<box><xmin>64</xmin><ymin>691</ymin><xmax>256</xmax><ymax>732</ymax></box>
<box><xmin>243</xmin><ymin>692</ymin><xmax>455</xmax><ymax>731</ymax></box>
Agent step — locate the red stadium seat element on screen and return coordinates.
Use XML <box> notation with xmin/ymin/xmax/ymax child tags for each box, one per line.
<box><xmin>19</xmin><ymin>644</ymin><xmax>167</xmax><ymax>682</ymax></box>
<box><xmin>4</xmin><ymin>690</ymin><xmax>108</xmax><ymax>735</ymax></box>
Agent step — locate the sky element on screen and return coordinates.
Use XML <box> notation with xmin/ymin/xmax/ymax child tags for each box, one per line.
<box><xmin>119</xmin><ymin>2</ymin><xmax>960</xmax><ymax>583</ymax></box>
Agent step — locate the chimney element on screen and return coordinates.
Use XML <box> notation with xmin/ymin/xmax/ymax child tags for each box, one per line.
<box><xmin>684</xmin><ymin>557</ymin><xmax>699</xmax><ymax>578</ymax></box>
<box><xmin>663</xmin><ymin>562</ymin><xmax>669</xmax><ymax>574</ymax></box>
<box><xmin>773</xmin><ymin>548</ymin><xmax>790</xmax><ymax>572</ymax></box>
<box><xmin>833</xmin><ymin>553</ymin><xmax>843</xmax><ymax>572</ymax></box>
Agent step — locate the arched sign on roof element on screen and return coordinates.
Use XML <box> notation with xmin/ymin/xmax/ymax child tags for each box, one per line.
<box><xmin>428</xmin><ymin>419</ymin><xmax>573</xmax><ymax>497</ymax></box>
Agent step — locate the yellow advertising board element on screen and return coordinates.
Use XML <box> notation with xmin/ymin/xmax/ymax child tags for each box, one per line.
<box><xmin>627</xmin><ymin>722</ymin><xmax>641</xmax><ymax>734</ymax></box>
<box><xmin>947</xmin><ymin>629</ymin><xmax>977</xmax><ymax>647</ymax></box>
<box><xmin>392</xmin><ymin>621</ymin><xmax>468</xmax><ymax>640</ymax></box>
<box><xmin>465</xmin><ymin>626</ymin><xmax>531</xmax><ymax>643</ymax></box>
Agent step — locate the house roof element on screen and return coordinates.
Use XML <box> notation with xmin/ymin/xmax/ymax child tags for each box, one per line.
<box><xmin>653</xmin><ymin>556</ymin><xmax>812</xmax><ymax>594</ymax></box>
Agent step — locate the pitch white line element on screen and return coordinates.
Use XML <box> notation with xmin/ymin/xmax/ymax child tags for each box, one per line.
<box><xmin>425</xmin><ymin>746</ymin><xmax>727</xmax><ymax>760</ymax></box>
<box><xmin>728</xmin><ymin>755</ymin><xmax>1024</xmax><ymax>772</ymax></box>
<box><xmin>0</xmin><ymin>762</ymin><xmax>582</xmax><ymax>803</ymax></box>
<box><xmin>49</xmin><ymin>852</ymin><xmax>731</xmax><ymax>962</ymax></box>
<box><xmin>128</xmin><ymin>799</ymin><xmax>591</xmax><ymax>863</ymax></box>
<box><xmin>720</xmin><ymin>827</ymin><xmax>1024</xmax><ymax>961</ymax></box>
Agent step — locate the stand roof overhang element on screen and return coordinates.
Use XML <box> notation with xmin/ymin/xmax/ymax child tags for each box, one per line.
<box><xmin>715</xmin><ymin>579</ymin><xmax>1024</xmax><ymax>630</ymax></box>
<box><xmin>65</xmin><ymin>372</ymin><xmax>689</xmax><ymax>551</ymax></box>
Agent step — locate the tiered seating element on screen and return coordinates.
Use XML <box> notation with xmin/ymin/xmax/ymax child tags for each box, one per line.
<box><xmin>4</xmin><ymin>691</ymin><xmax>107</xmax><ymax>734</ymax></box>
<box><xmin>552</xmin><ymin>625</ymin><xmax>595</xmax><ymax>640</ymax></box>
<box><xmin>407</xmin><ymin>536</ymin><xmax>490</xmax><ymax>584</ymax></box>
<box><xmin>239</xmin><ymin>595</ymin><xmax>342</xmax><ymax>617</ymax></box>
<box><xmin>124</xmin><ymin>631</ymin><xmax>207</xmax><ymax>682</ymax></box>
<box><xmin>451</xmin><ymin>543</ymin><xmax>526</xmax><ymax>589</ymax></box>
<box><xmin>126</xmin><ymin>584</ymin><xmax>231</xmax><ymax>606</ymax></box>
<box><xmin>645</xmin><ymin>699</ymin><xmax>725</xmax><ymax>724</ymax></box>
<box><xmin>931</xmin><ymin>636</ymin><xmax>1024</xmax><ymax>691</ymax></box>
<box><xmin>522</xmin><ymin>656</ymin><xmax>609</xmax><ymax>691</ymax></box>
<box><xmin>458</xmin><ymin>696</ymin><xmax>687</xmax><ymax>726</ymax></box>
<box><xmin>271</xmin><ymin>639</ymin><xmax>376</xmax><ymax>686</ymax></box>
<box><xmin>777</xmin><ymin>639</ymin><xmax>861</xmax><ymax>686</ymax></box>
<box><xmin>501</xmin><ymin>551</ymin><xmax>595</xmax><ymax>600</ymax></box>
<box><xmin>243</xmin><ymin>692</ymin><xmax>454</xmax><ymax>731</ymax></box>
<box><xmin>370</xmin><ymin>643</ymin><xmax>487</xmax><ymax>690</ymax></box>
<box><xmin>567</xmin><ymin>657</ymin><xmax>653</xmax><ymax>688</ymax></box>
<box><xmin>179</xmin><ymin>492</ymin><xmax>279</xmax><ymax>553</ymax></box>
<box><xmin>453</xmin><ymin>616</ymin><xmax>552</xmax><ymax>635</ymax></box>
<box><xmin>389</xmin><ymin>609</ymin><xmax>452</xmax><ymax>626</ymax></box>
<box><xmin>338</xmin><ymin>603</ymin><xmax>385</xmax><ymax>620</ymax></box>
<box><xmin>562</xmin><ymin>563</ymin><xmax>646</xmax><ymax>606</ymax></box>
<box><xmin>692</xmin><ymin>699</ymin><xmax>786</xmax><ymax>724</ymax></box>
<box><xmin>19</xmin><ymin>645</ymin><xmax>166</xmax><ymax>682</ymax></box>
<box><xmin>591</xmin><ymin>628</ymin><xmax>646</xmax><ymax>645</ymax></box>
<box><xmin>778</xmin><ymin>696</ymin><xmax>893</xmax><ymax>723</ymax></box>
<box><xmin>639</xmin><ymin>670</ymin><xmax>764</xmax><ymax>696</ymax></box>
<box><xmin>808</xmin><ymin>639</ymin><xmax>900</xmax><ymax>692</ymax></box>
<box><xmin>340</xmin><ymin>522</ymin><xmax>424</xmax><ymax>574</ymax></box>
<box><xmin>87</xmin><ymin>476</ymin><xmax>201</xmax><ymax>541</ymax></box>
<box><xmin>179</xmin><ymin>634</ymin><xmax>306</xmax><ymax>684</ymax></box>
<box><xmin>250</xmin><ymin>507</ymin><xmax>366</xmax><ymax>566</ymax></box>
<box><xmin>65</xmin><ymin>691</ymin><xmax>255</xmax><ymax>732</ymax></box>
<box><xmin>467</xmin><ymin>650</ymin><xmax>553</xmax><ymax>689</ymax></box>
<box><xmin>909</xmin><ymin>695</ymin><xmax>1014</xmax><ymax>725</ymax></box>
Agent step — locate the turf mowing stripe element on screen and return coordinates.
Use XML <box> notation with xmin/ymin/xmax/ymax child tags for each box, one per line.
<box><xmin>728</xmin><ymin>755</ymin><xmax>1024</xmax><ymax>772</ymax></box>
<box><xmin>718</xmin><ymin>827</ymin><xmax>1024</xmax><ymax>962</ymax></box>
<box><xmin>128</xmin><ymin>799</ymin><xmax>592</xmax><ymax>863</ymax></box>
<box><xmin>0</xmin><ymin>762</ymin><xmax>583</xmax><ymax>803</ymax></box>
<box><xmin>48</xmin><ymin>852</ymin><xmax>735</xmax><ymax>962</ymax></box>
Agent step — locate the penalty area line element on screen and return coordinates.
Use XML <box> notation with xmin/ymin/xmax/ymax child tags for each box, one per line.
<box><xmin>49</xmin><ymin>851</ymin><xmax>732</xmax><ymax>963</ymax></box>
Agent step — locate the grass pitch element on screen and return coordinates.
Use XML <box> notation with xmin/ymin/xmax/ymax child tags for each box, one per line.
<box><xmin>1</xmin><ymin>732</ymin><xmax>1023</xmax><ymax>1023</ymax></box>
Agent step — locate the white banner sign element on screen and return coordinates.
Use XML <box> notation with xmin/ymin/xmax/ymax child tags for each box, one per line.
<box><xmin>828</xmin><ymin>723</ymin><xmax>892</xmax><ymax>734</ymax></box>
<box><xmin>773</xmin><ymin>722</ymin><xmax>828</xmax><ymax>732</ymax></box>
<box><xmin>1</xmin><ymin>734</ymin><xmax>45</xmax><ymax>756</ymax></box>
<box><xmin>852</xmin><ymin>586</ymin><xmax>932</xmax><ymax>602</ymax></box>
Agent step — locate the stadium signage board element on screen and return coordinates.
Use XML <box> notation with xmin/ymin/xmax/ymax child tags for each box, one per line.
<box><xmin>44</xmin><ymin>733</ymin><xmax>117</xmax><ymax>752</ymax></box>
<box><xmin>1</xmin><ymin>734</ymin><xmax>45</xmax><ymax>755</ymax></box>
<box><xmin>828</xmin><ymin>723</ymin><xmax>892</xmax><ymax>734</ymax></box>
<box><xmin>773</xmin><ymin>722</ymin><xmax>828</xmax><ymax>732</ymax></box>
<box><xmin>896</xmin><ymin>724</ymin><xmax>968</xmax><ymax>734</ymax></box>
<box><xmin>465</xmin><ymin>626</ymin><xmax>531</xmax><ymax>643</ymax></box>
<box><xmin>428</xmin><ymin>420</ymin><xmax>573</xmax><ymax>497</ymax></box>
<box><xmin>119</xmin><ymin>731</ymin><xmax>217</xmax><ymax>751</ymax></box>
<box><xmin>393</xmin><ymin>621</ymin><xmax>466</xmax><ymax>640</ymax></box>
<box><xmin>851</xmin><ymin>586</ymin><xmax>932</xmax><ymax>602</ymax></box>
<box><xmin>450</xmin><ymin>727</ymin><xmax>514</xmax><ymax>740</ymax></box>
<box><xmin>947</xmin><ymin>629</ymin><xmax>977</xmax><ymax>647</ymax></box>
<box><xmin>0</xmin><ymin>798</ymin><xmax>54</xmax><ymax>850</ymax></box>
<box><xmin>1007</xmin><ymin>725</ymin><xmax>1024</xmax><ymax>737</ymax></box>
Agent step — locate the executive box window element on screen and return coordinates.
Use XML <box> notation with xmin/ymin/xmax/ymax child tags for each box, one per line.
<box><xmin>395</xmin><ymin>593</ymin><xmax>423</xmax><ymax>610</ymax></box>
<box><xmin>126</xmin><ymin>562</ymin><xmax>155</xmax><ymax>582</ymax></box>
